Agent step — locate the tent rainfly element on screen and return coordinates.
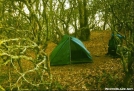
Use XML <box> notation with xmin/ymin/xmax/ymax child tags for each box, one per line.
<box><xmin>50</xmin><ymin>35</ymin><xmax>93</xmax><ymax>66</ymax></box>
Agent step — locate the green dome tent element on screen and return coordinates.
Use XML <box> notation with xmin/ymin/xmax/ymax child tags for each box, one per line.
<box><xmin>50</xmin><ymin>35</ymin><xmax>93</xmax><ymax>66</ymax></box>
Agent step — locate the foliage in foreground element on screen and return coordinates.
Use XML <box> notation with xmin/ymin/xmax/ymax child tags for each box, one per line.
<box><xmin>0</xmin><ymin>38</ymin><xmax>52</xmax><ymax>91</ymax></box>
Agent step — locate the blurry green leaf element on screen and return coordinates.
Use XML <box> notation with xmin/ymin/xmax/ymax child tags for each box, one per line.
<box><xmin>0</xmin><ymin>85</ymin><xmax>5</xmax><ymax>91</ymax></box>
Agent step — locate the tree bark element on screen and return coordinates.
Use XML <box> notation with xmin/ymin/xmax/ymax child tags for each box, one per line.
<box><xmin>78</xmin><ymin>0</ymin><xmax>90</xmax><ymax>41</ymax></box>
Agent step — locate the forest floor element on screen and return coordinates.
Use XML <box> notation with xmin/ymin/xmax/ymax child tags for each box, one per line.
<box><xmin>45</xmin><ymin>30</ymin><xmax>126</xmax><ymax>90</ymax></box>
<box><xmin>0</xmin><ymin>30</ymin><xmax>133</xmax><ymax>90</ymax></box>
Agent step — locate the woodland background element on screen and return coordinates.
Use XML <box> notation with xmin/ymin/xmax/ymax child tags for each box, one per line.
<box><xmin>0</xmin><ymin>0</ymin><xmax>134</xmax><ymax>90</ymax></box>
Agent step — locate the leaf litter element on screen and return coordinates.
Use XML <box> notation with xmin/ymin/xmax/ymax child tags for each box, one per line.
<box><xmin>0</xmin><ymin>30</ymin><xmax>130</xmax><ymax>90</ymax></box>
<box><xmin>45</xmin><ymin>30</ymin><xmax>125</xmax><ymax>90</ymax></box>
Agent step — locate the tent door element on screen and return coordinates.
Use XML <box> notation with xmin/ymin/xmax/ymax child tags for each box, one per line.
<box><xmin>70</xmin><ymin>41</ymin><xmax>89</xmax><ymax>61</ymax></box>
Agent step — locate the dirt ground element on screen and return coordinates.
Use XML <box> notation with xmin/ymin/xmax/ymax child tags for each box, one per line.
<box><xmin>0</xmin><ymin>30</ymin><xmax>133</xmax><ymax>90</ymax></box>
<box><xmin>45</xmin><ymin>30</ymin><xmax>124</xmax><ymax>90</ymax></box>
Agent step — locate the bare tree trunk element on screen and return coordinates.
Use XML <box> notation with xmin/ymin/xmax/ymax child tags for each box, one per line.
<box><xmin>78</xmin><ymin>0</ymin><xmax>90</xmax><ymax>41</ymax></box>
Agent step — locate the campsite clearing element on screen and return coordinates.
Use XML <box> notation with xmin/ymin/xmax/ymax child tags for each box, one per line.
<box><xmin>0</xmin><ymin>30</ymin><xmax>133</xmax><ymax>90</ymax></box>
<box><xmin>45</xmin><ymin>30</ymin><xmax>128</xmax><ymax>90</ymax></box>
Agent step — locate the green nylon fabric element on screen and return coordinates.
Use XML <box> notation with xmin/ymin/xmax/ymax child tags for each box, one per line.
<box><xmin>50</xmin><ymin>35</ymin><xmax>92</xmax><ymax>66</ymax></box>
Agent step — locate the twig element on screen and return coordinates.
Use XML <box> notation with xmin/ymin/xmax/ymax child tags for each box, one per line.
<box><xmin>11</xmin><ymin>56</ymin><xmax>49</xmax><ymax>90</ymax></box>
